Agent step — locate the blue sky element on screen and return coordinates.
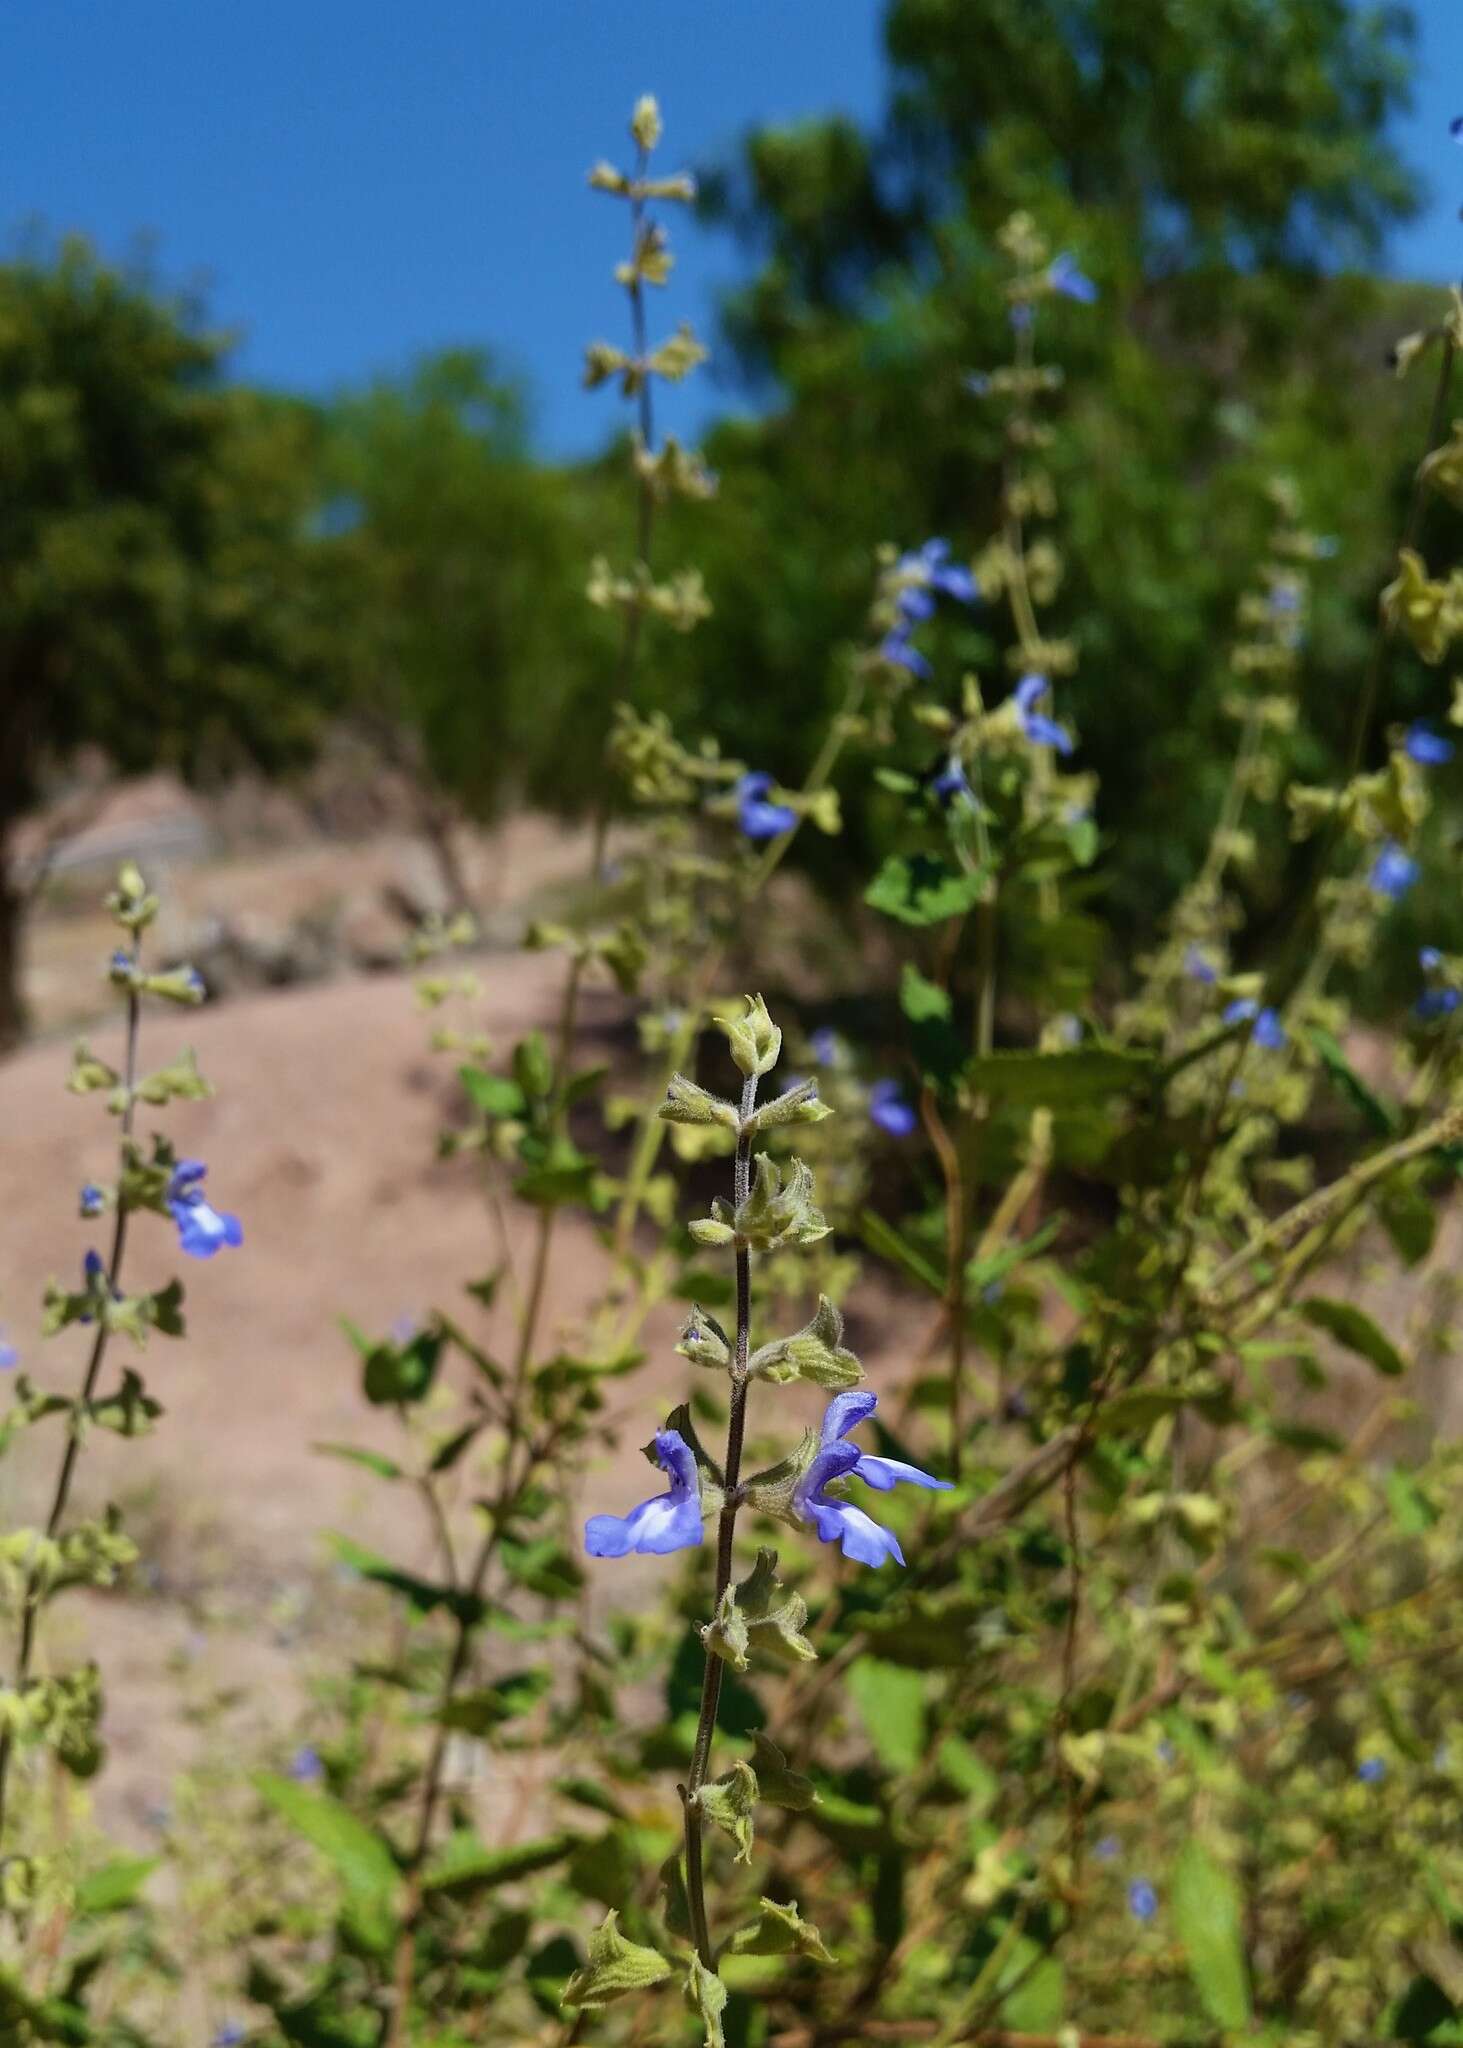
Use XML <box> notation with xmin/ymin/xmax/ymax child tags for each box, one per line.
<box><xmin>0</xmin><ymin>1</ymin><xmax>1458</xmax><ymax>458</ymax></box>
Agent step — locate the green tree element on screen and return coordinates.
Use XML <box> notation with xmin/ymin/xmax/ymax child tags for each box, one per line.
<box><xmin>676</xmin><ymin>0</ymin><xmax>1437</xmax><ymax>941</ymax></box>
<box><xmin>0</xmin><ymin>237</ymin><xmax>332</xmax><ymax>1047</ymax></box>
<box><xmin>314</xmin><ymin>350</ymin><xmax>611</xmax><ymax>909</ymax></box>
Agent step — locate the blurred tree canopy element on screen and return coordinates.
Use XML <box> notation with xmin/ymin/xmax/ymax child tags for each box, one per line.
<box><xmin>646</xmin><ymin>0</ymin><xmax>1447</xmax><ymax>963</ymax></box>
<box><xmin>309</xmin><ymin>349</ymin><xmax>616</xmax><ymax>903</ymax></box>
<box><xmin>0</xmin><ymin>237</ymin><xmax>334</xmax><ymax>1044</ymax></box>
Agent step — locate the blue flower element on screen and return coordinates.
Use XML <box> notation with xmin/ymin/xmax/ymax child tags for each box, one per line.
<box><xmin>1405</xmin><ymin>721</ymin><xmax>1454</xmax><ymax>765</ymax></box>
<box><xmin>931</xmin><ymin>756</ymin><xmax>973</xmax><ymax>805</ymax></box>
<box><xmin>734</xmin><ymin>772</ymin><xmax>798</xmax><ymax>841</ymax></box>
<box><xmin>1452</xmin><ymin>115</ymin><xmax>1463</xmax><ymax>144</ymax></box>
<box><xmin>1421</xmin><ymin>946</ymin><xmax>1444</xmax><ymax>971</ymax></box>
<box><xmin>880</xmin><ymin>627</ymin><xmax>933</xmax><ymax>680</ymax></box>
<box><xmin>1049</xmin><ymin>252</ymin><xmax>1098</xmax><ymax>303</ymax></box>
<box><xmin>1127</xmin><ymin>1878</ymin><xmax>1158</xmax><ymax>1922</ymax></box>
<box><xmin>1357</xmin><ymin>1756</ymin><xmax>1386</xmax><ymax>1783</ymax></box>
<box><xmin>1184</xmin><ymin>946</ymin><xmax>1218</xmax><ymax>984</ymax></box>
<box><xmin>1009</xmin><ymin>302</ymin><xmax>1034</xmax><ymax>333</ymax></box>
<box><xmin>1370</xmin><ymin>840</ymin><xmax>1419</xmax><ymax>900</ymax></box>
<box><xmin>793</xmin><ymin>1393</ymin><xmax>951</xmax><ymax>1569</ymax></box>
<box><xmin>869</xmin><ymin>1079</ymin><xmax>917</xmax><ymax>1137</ymax></box>
<box><xmin>963</xmin><ymin>371</ymin><xmax>991</xmax><ymax>397</ymax></box>
<box><xmin>810</xmin><ymin>1028</ymin><xmax>841</xmax><ymax>1067</ymax></box>
<box><xmin>1222</xmin><ymin>998</ymin><xmax>1287</xmax><ymax>1050</ymax></box>
<box><xmin>1417</xmin><ymin>987</ymin><xmax>1461</xmax><ymax>1022</ymax></box>
<box><xmin>1095</xmin><ymin>1834</ymin><xmax>1121</xmax><ymax>1863</ymax></box>
<box><xmin>822</xmin><ymin>1390</ymin><xmax>953</xmax><ymax>1495</ymax></box>
<box><xmin>585</xmin><ymin>1429</ymin><xmax>704</xmax><ymax>1558</ymax></box>
<box><xmin>80</xmin><ymin>1182</ymin><xmax>105</xmax><ymax>1219</ymax></box>
<box><xmin>184</xmin><ymin>967</ymin><xmax>206</xmax><ymax>999</ymax></box>
<box><xmin>212</xmin><ymin>2026</ymin><xmax>245</xmax><ymax>2048</ymax></box>
<box><xmin>289</xmin><ymin>1745</ymin><xmax>324</xmax><ymax>1783</ymax></box>
<box><xmin>166</xmin><ymin>1160</ymin><xmax>243</xmax><ymax>1260</ymax></box>
<box><xmin>896</xmin><ymin>538</ymin><xmax>980</xmax><ymax>609</ymax></box>
<box><xmin>1269</xmin><ymin>584</ymin><xmax>1301</xmax><ymax>614</ymax></box>
<box><xmin>0</xmin><ymin>1330</ymin><xmax>16</xmax><ymax>1371</ymax></box>
<box><xmin>1014</xmin><ymin>674</ymin><xmax>1074</xmax><ymax>755</ymax></box>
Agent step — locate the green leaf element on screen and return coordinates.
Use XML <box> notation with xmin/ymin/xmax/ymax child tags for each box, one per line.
<box><xmin>1299</xmin><ymin>1297</ymin><xmax>1406</xmax><ymax>1377</ymax></box>
<box><xmin>1172</xmin><ymin>1838</ymin><xmax>1251</xmax><ymax>2030</ymax></box>
<box><xmin>846</xmin><ymin>1659</ymin><xmax>924</xmax><ymax>1774</ymax></box>
<box><xmin>255</xmin><ymin>1772</ymin><xmax>399</xmax><ymax>1950</ymax></box>
<box><xmin>438</xmin><ymin>1668</ymin><xmax>551</xmax><ymax>1735</ymax></box>
<box><xmin>459</xmin><ymin>1065</ymin><xmax>527</xmax><ymax>1118</ymax></box>
<box><xmin>73</xmin><ymin>1855</ymin><xmax>158</xmax><ymax>1913</ymax></box>
<box><xmin>560</xmin><ymin>1909</ymin><xmax>672</xmax><ymax>2010</ymax></box>
<box><xmin>421</xmin><ymin>1829</ymin><xmax>577</xmax><ymax>1899</ymax></box>
<box><xmin>693</xmin><ymin>1758</ymin><xmax>757</xmax><ymax>1863</ymax></box>
<box><xmin>899</xmin><ymin>962</ymin><xmax>953</xmax><ymax>1023</ymax></box>
<box><xmin>313</xmin><ymin>1442</ymin><xmax>404</xmax><ymax>1482</ymax></box>
<box><xmin>685</xmin><ymin>1954</ymin><xmax>728</xmax><ymax>2048</ymax></box>
<box><xmin>963</xmin><ymin>1045</ymin><xmax>1156</xmax><ymax>1107</ymax></box>
<box><xmin>1308</xmin><ymin>1027</ymin><xmax>1402</xmax><ymax>1136</ymax></box>
<box><xmin>857</xmin><ymin>1210</ymin><xmax>944</xmax><ymax>1295</ymax></box>
<box><xmin>750</xmin><ymin>1732</ymin><xmax>817</xmax><ymax>1810</ymax></box>
<box><xmin>865</xmin><ymin>852</ymin><xmax>992</xmax><ymax>926</ymax></box>
<box><xmin>327</xmin><ymin>1533</ymin><xmax>489</xmax><ymax>1626</ymax></box>
<box><xmin>727</xmin><ymin>1895</ymin><xmax>834</xmax><ymax>1964</ymax></box>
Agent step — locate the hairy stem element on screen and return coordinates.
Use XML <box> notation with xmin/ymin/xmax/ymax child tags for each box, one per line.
<box><xmin>682</xmin><ymin>1067</ymin><xmax>757</xmax><ymax>1966</ymax></box>
<box><xmin>0</xmin><ymin>938</ymin><xmax>143</xmax><ymax>1854</ymax></box>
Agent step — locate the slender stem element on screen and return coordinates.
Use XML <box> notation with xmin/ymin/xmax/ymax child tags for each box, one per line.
<box><xmin>0</xmin><ymin>938</ymin><xmax>143</xmax><ymax>1854</ymax></box>
<box><xmin>682</xmin><ymin>1068</ymin><xmax>757</xmax><ymax>1967</ymax></box>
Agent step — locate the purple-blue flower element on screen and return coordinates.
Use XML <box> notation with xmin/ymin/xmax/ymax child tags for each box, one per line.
<box><xmin>585</xmin><ymin>1429</ymin><xmax>703</xmax><ymax>1558</ymax></box>
<box><xmin>963</xmin><ymin>371</ymin><xmax>991</xmax><ymax>397</ymax></box>
<box><xmin>109</xmin><ymin>949</ymin><xmax>133</xmax><ymax>976</ymax></box>
<box><xmin>166</xmin><ymin>1160</ymin><xmax>243</xmax><ymax>1260</ymax></box>
<box><xmin>734</xmin><ymin>772</ymin><xmax>798</xmax><ymax>841</ymax></box>
<box><xmin>1417</xmin><ymin>986</ymin><xmax>1461</xmax><ymax>1022</ymax></box>
<box><xmin>1014</xmin><ymin>674</ymin><xmax>1074</xmax><ymax>756</ymax></box>
<box><xmin>1222</xmin><ymin>998</ymin><xmax>1287</xmax><ymax>1050</ymax></box>
<box><xmin>0</xmin><ymin>1330</ymin><xmax>16</xmax><ymax>1372</ymax></box>
<box><xmin>1009</xmin><ymin>302</ymin><xmax>1034</xmax><ymax>333</ymax></box>
<box><xmin>1184</xmin><ymin>946</ymin><xmax>1218</xmax><ymax>984</ymax></box>
<box><xmin>1049</xmin><ymin>252</ymin><xmax>1098</xmax><ymax>303</ymax></box>
<box><xmin>810</xmin><ymin>1028</ymin><xmax>841</xmax><ymax>1067</ymax></box>
<box><xmin>1269</xmin><ymin>584</ymin><xmax>1301</xmax><ymax>614</ymax></box>
<box><xmin>1370</xmin><ymin>840</ymin><xmax>1419</xmax><ymax>900</ymax></box>
<box><xmin>80</xmin><ymin>1182</ymin><xmax>105</xmax><ymax>1219</ymax></box>
<box><xmin>931</xmin><ymin>756</ymin><xmax>973</xmax><ymax>805</ymax></box>
<box><xmin>1357</xmin><ymin>1756</ymin><xmax>1386</xmax><ymax>1783</ymax></box>
<box><xmin>1095</xmin><ymin>1834</ymin><xmax>1121</xmax><ymax>1863</ymax></box>
<box><xmin>880</xmin><ymin>627</ymin><xmax>933</xmax><ymax>680</ymax></box>
<box><xmin>793</xmin><ymin>1393</ymin><xmax>951</xmax><ymax>1569</ymax></box>
<box><xmin>1421</xmin><ymin>946</ymin><xmax>1444</xmax><ymax>971</ymax></box>
<box><xmin>212</xmin><ymin>2026</ymin><xmax>245</xmax><ymax>2048</ymax></box>
<box><xmin>289</xmin><ymin>1745</ymin><xmax>324</xmax><ymax>1783</ymax></box>
<box><xmin>869</xmin><ymin>1079</ymin><xmax>917</xmax><ymax>1137</ymax></box>
<box><xmin>1405</xmin><ymin>721</ymin><xmax>1454</xmax><ymax>766</ymax></box>
<box><xmin>1127</xmin><ymin>1878</ymin><xmax>1158</xmax><ymax>1922</ymax></box>
<box><xmin>895</xmin><ymin>538</ymin><xmax>980</xmax><ymax>612</ymax></box>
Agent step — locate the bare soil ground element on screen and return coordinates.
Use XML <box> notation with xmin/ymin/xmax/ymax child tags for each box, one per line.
<box><xmin>1</xmin><ymin>798</ymin><xmax>686</xmax><ymax>1845</ymax></box>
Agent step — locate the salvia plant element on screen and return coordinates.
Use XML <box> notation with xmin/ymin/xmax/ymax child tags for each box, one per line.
<box><xmin>8</xmin><ymin>92</ymin><xmax>1463</xmax><ymax>2048</ymax></box>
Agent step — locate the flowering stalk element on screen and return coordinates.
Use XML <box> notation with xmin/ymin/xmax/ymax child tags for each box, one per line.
<box><xmin>0</xmin><ymin>862</ymin><xmax>231</xmax><ymax>1859</ymax></box>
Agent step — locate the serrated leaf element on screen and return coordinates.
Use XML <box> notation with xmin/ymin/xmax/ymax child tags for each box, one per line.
<box><xmin>694</xmin><ymin>1758</ymin><xmax>756</xmax><ymax>1863</ymax></box>
<box><xmin>1299</xmin><ymin>1297</ymin><xmax>1406</xmax><ymax>1377</ymax></box>
<box><xmin>560</xmin><ymin>1909</ymin><xmax>672</xmax><ymax>2010</ymax></box>
<box><xmin>750</xmin><ymin>1732</ymin><xmax>816</xmax><ymax>1810</ymax></box>
<box><xmin>1172</xmin><ymin>1839</ymin><xmax>1250</xmax><ymax>2030</ymax></box>
<box><xmin>728</xmin><ymin>1895</ymin><xmax>834</xmax><ymax>1964</ymax></box>
<box><xmin>685</xmin><ymin>1954</ymin><xmax>728</xmax><ymax>2048</ymax></box>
